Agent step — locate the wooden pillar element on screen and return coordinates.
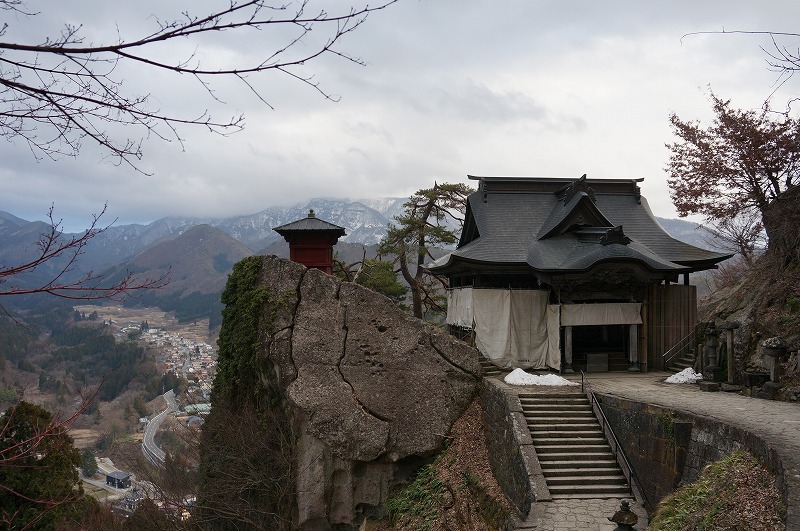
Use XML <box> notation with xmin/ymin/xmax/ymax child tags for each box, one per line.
<box><xmin>564</xmin><ymin>326</ymin><xmax>573</xmax><ymax>373</ymax></box>
<box><xmin>683</xmin><ymin>273</ymin><xmax>690</xmax><ymax>286</ymax></box>
<box><xmin>628</xmin><ymin>324</ymin><xmax>640</xmax><ymax>372</ymax></box>
<box><xmin>641</xmin><ymin>300</ymin><xmax>649</xmax><ymax>372</ymax></box>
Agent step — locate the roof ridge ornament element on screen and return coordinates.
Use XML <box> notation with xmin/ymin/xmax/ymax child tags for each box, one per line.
<box><xmin>561</xmin><ymin>174</ymin><xmax>596</xmax><ymax>204</ymax></box>
<box><xmin>601</xmin><ymin>225</ymin><xmax>632</xmax><ymax>246</ymax></box>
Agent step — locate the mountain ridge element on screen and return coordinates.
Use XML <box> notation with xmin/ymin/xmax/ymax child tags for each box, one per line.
<box><xmin>1</xmin><ymin>198</ymin><xmax>722</xmax><ymax>294</ymax></box>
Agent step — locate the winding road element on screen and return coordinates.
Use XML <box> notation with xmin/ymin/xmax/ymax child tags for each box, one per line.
<box><xmin>142</xmin><ymin>390</ymin><xmax>177</xmax><ymax>467</ymax></box>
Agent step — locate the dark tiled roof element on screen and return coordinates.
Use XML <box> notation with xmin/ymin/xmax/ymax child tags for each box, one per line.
<box><xmin>428</xmin><ymin>176</ymin><xmax>731</xmax><ymax>275</ymax></box>
<box><xmin>273</xmin><ymin>210</ymin><xmax>347</xmax><ymax>236</ymax></box>
<box><xmin>108</xmin><ymin>471</ymin><xmax>130</xmax><ymax>480</ymax></box>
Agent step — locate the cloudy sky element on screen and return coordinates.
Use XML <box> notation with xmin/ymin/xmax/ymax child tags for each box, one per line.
<box><xmin>2</xmin><ymin>0</ymin><xmax>799</xmax><ymax>231</ymax></box>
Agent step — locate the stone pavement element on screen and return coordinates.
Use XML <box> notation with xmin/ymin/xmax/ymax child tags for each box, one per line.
<box><xmin>518</xmin><ymin>497</ymin><xmax>648</xmax><ymax>530</ymax></box>
<box><xmin>498</xmin><ymin>370</ymin><xmax>800</xmax><ymax>530</ymax></box>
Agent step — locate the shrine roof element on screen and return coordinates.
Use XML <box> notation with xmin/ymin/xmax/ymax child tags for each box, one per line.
<box><xmin>427</xmin><ymin>175</ymin><xmax>731</xmax><ymax>276</ymax></box>
<box><xmin>273</xmin><ymin>209</ymin><xmax>347</xmax><ymax>236</ymax></box>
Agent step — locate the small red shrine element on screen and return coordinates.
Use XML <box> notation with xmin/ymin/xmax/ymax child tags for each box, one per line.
<box><xmin>273</xmin><ymin>210</ymin><xmax>347</xmax><ymax>274</ymax></box>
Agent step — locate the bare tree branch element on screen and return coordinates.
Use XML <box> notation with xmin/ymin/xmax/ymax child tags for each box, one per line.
<box><xmin>0</xmin><ymin>0</ymin><xmax>399</xmax><ymax>171</ymax></box>
<box><xmin>0</xmin><ymin>204</ymin><xmax>170</xmax><ymax>300</ymax></box>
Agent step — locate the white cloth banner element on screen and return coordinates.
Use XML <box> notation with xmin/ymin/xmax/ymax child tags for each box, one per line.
<box><xmin>473</xmin><ymin>289</ymin><xmax>512</xmax><ymax>367</ymax></box>
<box><xmin>546</xmin><ymin>305</ymin><xmax>561</xmax><ymax>370</ymax></box>
<box><xmin>445</xmin><ymin>287</ymin><xmax>474</xmax><ymax>328</ymax></box>
<box><xmin>509</xmin><ymin>291</ymin><xmax>550</xmax><ymax>369</ymax></box>
<box><xmin>560</xmin><ymin>303</ymin><xmax>642</xmax><ymax>326</ymax></box>
<box><xmin>472</xmin><ymin>289</ymin><xmax>554</xmax><ymax>370</ymax></box>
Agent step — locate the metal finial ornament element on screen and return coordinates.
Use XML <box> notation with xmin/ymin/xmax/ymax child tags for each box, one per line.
<box><xmin>608</xmin><ymin>499</ymin><xmax>638</xmax><ymax>530</ymax></box>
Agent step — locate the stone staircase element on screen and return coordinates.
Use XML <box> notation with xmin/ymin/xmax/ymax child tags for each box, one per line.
<box><xmin>668</xmin><ymin>348</ymin><xmax>696</xmax><ymax>373</ymax></box>
<box><xmin>607</xmin><ymin>351</ymin><xmax>630</xmax><ymax>372</ymax></box>
<box><xmin>479</xmin><ymin>356</ymin><xmax>504</xmax><ymax>378</ymax></box>
<box><xmin>520</xmin><ymin>392</ymin><xmax>631</xmax><ymax>499</ymax></box>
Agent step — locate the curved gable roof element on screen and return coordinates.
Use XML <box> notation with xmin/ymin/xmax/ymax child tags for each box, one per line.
<box><xmin>428</xmin><ymin>176</ymin><xmax>731</xmax><ymax>276</ymax></box>
<box><xmin>537</xmin><ymin>190</ymin><xmax>613</xmax><ymax>240</ymax></box>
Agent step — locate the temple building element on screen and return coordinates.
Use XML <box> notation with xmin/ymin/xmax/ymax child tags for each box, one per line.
<box><xmin>273</xmin><ymin>209</ymin><xmax>347</xmax><ymax>275</ymax></box>
<box><xmin>427</xmin><ymin>175</ymin><xmax>731</xmax><ymax>372</ymax></box>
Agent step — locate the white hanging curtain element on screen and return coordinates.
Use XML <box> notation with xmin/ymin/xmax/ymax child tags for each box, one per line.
<box><xmin>509</xmin><ymin>290</ymin><xmax>550</xmax><ymax>369</ymax></box>
<box><xmin>445</xmin><ymin>287</ymin><xmax>474</xmax><ymax>328</ymax></box>
<box><xmin>472</xmin><ymin>289</ymin><xmax>513</xmax><ymax>367</ymax></box>
<box><xmin>560</xmin><ymin>303</ymin><xmax>642</xmax><ymax>326</ymax></box>
<box><xmin>546</xmin><ymin>305</ymin><xmax>561</xmax><ymax>370</ymax></box>
<box><xmin>472</xmin><ymin>289</ymin><xmax>552</xmax><ymax>370</ymax></box>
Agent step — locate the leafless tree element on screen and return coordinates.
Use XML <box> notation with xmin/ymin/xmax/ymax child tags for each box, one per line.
<box><xmin>0</xmin><ymin>204</ymin><xmax>168</xmax><ymax>300</ymax></box>
<box><xmin>666</xmin><ymin>93</ymin><xmax>800</xmax><ymax>259</ymax></box>
<box><xmin>0</xmin><ymin>0</ymin><xmax>398</xmax><ymax>171</ymax></box>
<box><xmin>703</xmin><ymin>210</ymin><xmax>766</xmax><ymax>266</ymax></box>
<box><xmin>682</xmin><ymin>30</ymin><xmax>800</xmax><ymax>105</ymax></box>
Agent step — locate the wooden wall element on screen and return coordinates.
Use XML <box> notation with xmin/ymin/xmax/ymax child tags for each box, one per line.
<box><xmin>645</xmin><ymin>284</ymin><xmax>698</xmax><ymax>371</ymax></box>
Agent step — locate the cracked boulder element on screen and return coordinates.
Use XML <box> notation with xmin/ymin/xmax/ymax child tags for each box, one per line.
<box><xmin>286</xmin><ymin>263</ymin><xmax>480</xmax><ymax>460</ymax></box>
<box><xmin>258</xmin><ymin>256</ymin><xmax>481</xmax><ymax>528</ymax></box>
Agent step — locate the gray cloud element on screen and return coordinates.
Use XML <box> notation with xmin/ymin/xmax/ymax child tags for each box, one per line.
<box><xmin>2</xmin><ymin>0</ymin><xmax>800</xmax><ymax>232</ymax></box>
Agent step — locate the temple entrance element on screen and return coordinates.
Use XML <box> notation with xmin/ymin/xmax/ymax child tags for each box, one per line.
<box><xmin>567</xmin><ymin>324</ymin><xmax>628</xmax><ymax>372</ymax></box>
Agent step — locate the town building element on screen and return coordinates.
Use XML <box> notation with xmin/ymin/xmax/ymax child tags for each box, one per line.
<box><xmin>106</xmin><ymin>470</ymin><xmax>132</xmax><ymax>489</ymax></box>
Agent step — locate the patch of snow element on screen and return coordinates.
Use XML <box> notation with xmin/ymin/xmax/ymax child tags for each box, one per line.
<box><xmin>665</xmin><ymin>367</ymin><xmax>704</xmax><ymax>384</ymax></box>
<box><xmin>504</xmin><ymin>368</ymin><xmax>578</xmax><ymax>386</ymax></box>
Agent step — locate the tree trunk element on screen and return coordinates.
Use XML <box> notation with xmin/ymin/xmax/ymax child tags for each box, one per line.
<box><xmin>397</xmin><ymin>253</ymin><xmax>423</xmax><ymax>318</ymax></box>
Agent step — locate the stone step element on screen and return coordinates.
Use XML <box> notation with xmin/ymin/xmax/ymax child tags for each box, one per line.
<box><xmin>528</xmin><ymin>422</ymin><xmax>602</xmax><ymax>431</ymax></box>
<box><xmin>548</xmin><ymin>491</ymin><xmax>632</xmax><ymax>500</ymax></box>
<box><xmin>545</xmin><ymin>474</ymin><xmax>628</xmax><ymax>486</ymax></box>
<box><xmin>523</xmin><ymin>409</ymin><xmax>595</xmax><ymax>417</ymax></box>
<box><xmin>547</xmin><ymin>483</ymin><xmax>631</xmax><ymax>498</ymax></box>
<box><xmin>539</xmin><ymin>459</ymin><xmax>619</xmax><ymax>469</ymax></box>
<box><xmin>530</xmin><ymin>429</ymin><xmax>605</xmax><ymax>439</ymax></box>
<box><xmin>520</xmin><ymin>394</ymin><xmax>588</xmax><ymax>400</ymax></box>
<box><xmin>534</xmin><ymin>444</ymin><xmax>613</xmax><ymax>454</ymax></box>
<box><xmin>542</xmin><ymin>466</ymin><xmax>623</xmax><ymax>477</ymax></box>
<box><xmin>533</xmin><ymin>437</ymin><xmax>608</xmax><ymax>447</ymax></box>
<box><xmin>524</xmin><ymin>412</ymin><xmax>596</xmax><ymax>420</ymax></box>
<box><xmin>518</xmin><ymin>393</ymin><xmax>585</xmax><ymax>399</ymax></box>
<box><xmin>520</xmin><ymin>396</ymin><xmax>588</xmax><ymax>403</ymax></box>
<box><xmin>537</xmin><ymin>450</ymin><xmax>616</xmax><ymax>468</ymax></box>
<box><xmin>547</xmin><ymin>484</ymin><xmax>631</xmax><ymax>496</ymax></box>
<box><xmin>520</xmin><ymin>390</ymin><xmax>631</xmax><ymax>499</ymax></box>
<box><xmin>520</xmin><ymin>399</ymin><xmax>590</xmax><ymax>406</ymax></box>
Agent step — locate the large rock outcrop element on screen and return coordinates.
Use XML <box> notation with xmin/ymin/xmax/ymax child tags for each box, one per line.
<box><xmin>255</xmin><ymin>255</ymin><xmax>480</xmax><ymax>528</ymax></box>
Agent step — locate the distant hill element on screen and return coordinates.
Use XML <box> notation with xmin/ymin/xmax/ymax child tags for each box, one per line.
<box><xmin>103</xmin><ymin>225</ymin><xmax>254</xmax><ymax>327</ymax></box>
<box><xmin>122</xmin><ymin>224</ymin><xmax>253</xmax><ymax>296</ymax></box>
<box><xmin>654</xmin><ymin>216</ymin><xmax>726</xmax><ymax>253</ymax></box>
<box><xmin>2</xmin><ymin>199</ymin><xmax>729</xmax><ymax>317</ymax></box>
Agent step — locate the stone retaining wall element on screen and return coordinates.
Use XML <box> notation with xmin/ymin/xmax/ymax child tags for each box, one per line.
<box><xmin>482</xmin><ymin>380</ymin><xmax>551</xmax><ymax>518</ymax></box>
<box><xmin>596</xmin><ymin>393</ymin><xmax>789</xmax><ymax>525</ymax></box>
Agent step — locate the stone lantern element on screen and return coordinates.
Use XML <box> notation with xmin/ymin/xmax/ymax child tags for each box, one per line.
<box><xmin>273</xmin><ymin>209</ymin><xmax>346</xmax><ymax>275</ymax></box>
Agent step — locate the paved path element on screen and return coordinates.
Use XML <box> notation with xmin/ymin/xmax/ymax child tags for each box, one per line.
<box><xmin>520</xmin><ymin>497</ymin><xmax>648</xmax><ymax>530</ymax></box>
<box><xmin>496</xmin><ymin>371</ymin><xmax>800</xmax><ymax>530</ymax></box>
<box><xmin>586</xmin><ymin>371</ymin><xmax>800</xmax><ymax>530</ymax></box>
